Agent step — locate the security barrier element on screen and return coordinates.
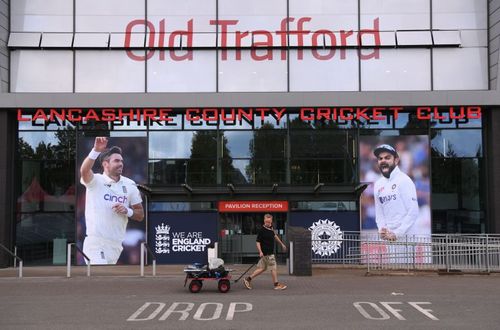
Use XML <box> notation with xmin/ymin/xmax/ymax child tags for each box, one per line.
<box><xmin>311</xmin><ymin>232</ymin><xmax>500</xmax><ymax>273</ymax></box>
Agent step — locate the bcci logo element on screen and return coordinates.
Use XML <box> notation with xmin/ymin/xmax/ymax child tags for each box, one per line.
<box><xmin>309</xmin><ymin>219</ymin><xmax>343</xmax><ymax>256</ymax></box>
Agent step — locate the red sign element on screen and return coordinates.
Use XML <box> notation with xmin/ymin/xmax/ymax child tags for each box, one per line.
<box><xmin>219</xmin><ymin>201</ymin><xmax>289</xmax><ymax>212</ymax></box>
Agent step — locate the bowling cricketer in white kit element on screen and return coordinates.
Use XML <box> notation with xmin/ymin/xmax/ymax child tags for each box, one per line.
<box><xmin>80</xmin><ymin>137</ymin><xmax>144</xmax><ymax>264</ymax></box>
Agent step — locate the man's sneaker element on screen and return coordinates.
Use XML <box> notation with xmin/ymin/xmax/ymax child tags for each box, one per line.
<box><xmin>243</xmin><ymin>277</ymin><xmax>252</xmax><ymax>290</ymax></box>
<box><xmin>274</xmin><ymin>282</ymin><xmax>287</xmax><ymax>290</ymax></box>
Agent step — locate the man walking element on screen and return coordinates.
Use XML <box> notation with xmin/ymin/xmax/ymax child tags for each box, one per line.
<box><xmin>244</xmin><ymin>214</ymin><xmax>287</xmax><ymax>290</ymax></box>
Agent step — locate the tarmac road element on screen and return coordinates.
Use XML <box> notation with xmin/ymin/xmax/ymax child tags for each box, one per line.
<box><xmin>0</xmin><ymin>268</ymin><xmax>499</xmax><ymax>329</ymax></box>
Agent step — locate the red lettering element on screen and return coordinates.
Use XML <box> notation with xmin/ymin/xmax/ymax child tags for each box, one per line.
<box><xmin>251</xmin><ymin>31</ymin><xmax>273</xmax><ymax>61</ymax></box>
<box><xmin>417</xmin><ymin>107</ymin><xmax>431</xmax><ymax>120</ymax></box>
<box><xmin>300</xmin><ymin>108</ymin><xmax>315</xmax><ymax>121</ymax></box>
<box><xmin>467</xmin><ymin>107</ymin><xmax>482</xmax><ymax>119</ymax></box>
<box><xmin>17</xmin><ymin>109</ymin><xmax>30</xmax><ymax>121</ymax></box>
<box><xmin>210</xmin><ymin>20</ymin><xmax>238</xmax><ymax>60</ymax></box>
<box><xmin>358</xmin><ymin>18</ymin><xmax>380</xmax><ymax>60</ymax></box>
<box><xmin>125</xmin><ymin>19</ymin><xmax>156</xmax><ymax>61</ymax></box>
<box><xmin>312</xmin><ymin>31</ymin><xmax>336</xmax><ymax>60</ymax></box>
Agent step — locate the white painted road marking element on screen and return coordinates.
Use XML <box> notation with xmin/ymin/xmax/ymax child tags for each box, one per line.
<box><xmin>353</xmin><ymin>302</ymin><xmax>439</xmax><ymax>321</ymax></box>
<box><xmin>127</xmin><ymin>302</ymin><xmax>253</xmax><ymax>321</ymax></box>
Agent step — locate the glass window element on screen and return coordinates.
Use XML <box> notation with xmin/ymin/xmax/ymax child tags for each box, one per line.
<box><xmin>290</xmin><ymin>0</ymin><xmax>358</xmax><ymax>31</ymax></box>
<box><xmin>223</xmin><ymin>131</ymin><xmax>253</xmax><ymax>158</ymax></box>
<box><xmin>149</xmin><ymin>159</ymin><xmax>216</xmax><ymax>185</ymax></box>
<box><xmin>11</xmin><ymin>51</ymin><xmax>73</xmax><ymax>93</ymax></box>
<box><xmin>251</xmin><ymin>130</ymin><xmax>287</xmax><ymax>158</ymax></box>
<box><xmin>19</xmin><ymin>131</ymin><xmax>76</xmax><ymax>160</ymax></box>
<box><xmin>361</xmin><ymin>49</ymin><xmax>430</xmax><ymax>91</ymax></box>
<box><xmin>291</xmin><ymin>159</ymin><xmax>355</xmax><ymax>184</ymax></box>
<box><xmin>433</xmin><ymin>0</ymin><xmax>487</xmax><ymax>30</ymax></box>
<box><xmin>18</xmin><ymin>160</ymin><xmax>76</xmax><ymax>212</ymax></box>
<box><xmin>12</xmin><ymin>0</ymin><xmax>73</xmax><ymax>32</ymax></box>
<box><xmin>431</xmin><ymin>129</ymin><xmax>482</xmax><ymax>158</ymax></box>
<box><xmin>148</xmin><ymin>0</ymin><xmax>216</xmax><ymax>33</ymax></box>
<box><xmin>76</xmin><ymin>0</ymin><xmax>145</xmax><ymax>33</ymax></box>
<box><xmin>432</xmin><ymin>158</ymin><xmax>483</xmax><ymax>211</ymax></box>
<box><xmin>150</xmin><ymin>202</ymin><xmax>216</xmax><ymax>212</ymax></box>
<box><xmin>147</xmin><ymin>51</ymin><xmax>216</xmax><ymax>92</ymax></box>
<box><xmin>222</xmin><ymin>159</ymin><xmax>286</xmax><ymax>185</ymax></box>
<box><xmin>75</xmin><ymin>51</ymin><xmax>145</xmax><ymax>92</ymax></box>
<box><xmin>222</xmin><ymin>130</ymin><xmax>286</xmax><ymax>159</ymax></box>
<box><xmin>254</xmin><ymin>113</ymin><xmax>287</xmax><ymax>129</ymax></box>
<box><xmin>290</xmin><ymin>50</ymin><xmax>359</xmax><ymax>92</ymax></box>
<box><xmin>149</xmin><ymin>131</ymin><xmax>217</xmax><ymax>159</ymax></box>
<box><xmin>433</xmin><ymin>48</ymin><xmax>488</xmax><ymax>91</ymax></box>
<box><xmin>290</xmin><ymin>130</ymin><xmax>354</xmax><ymax>158</ymax></box>
<box><xmin>395</xmin><ymin>112</ymin><xmax>430</xmax><ymax>130</ymax></box>
<box><xmin>291</xmin><ymin>201</ymin><xmax>358</xmax><ymax>211</ymax></box>
<box><xmin>360</xmin><ymin>0</ymin><xmax>430</xmax><ymax>30</ymax></box>
<box><xmin>15</xmin><ymin>213</ymin><xmax>75</xmax><ymax>265</ymax></box>
<box><xmin>218</xmin><ymin>50</ymin><xmax>287</xmax><ymax>92</ymax></box>
<box><xmin>149</xmin><ymin>113</ymin><xmax>183</xmax><ymax>130</ymax></box>
<box><xmin>218</xmin><ymin>0</ymin><xmax>286</xmax><ymax>31</ymax></box>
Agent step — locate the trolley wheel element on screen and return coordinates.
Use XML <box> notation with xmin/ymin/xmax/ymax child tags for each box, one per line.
<box><xmin>218</xmin><ymin>279</ymin><xmax>231</xmax><ymax>293</ymax></box>
<box><xmin>189</xmin><ymin>280</ymin><xmax>203</xmax><ymax>293</ymax></box>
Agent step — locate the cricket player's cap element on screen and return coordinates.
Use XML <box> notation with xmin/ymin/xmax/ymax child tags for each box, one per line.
<box><xmin>374</xmin><ymin>144</ymin><xmax>399</xmax><ymax>158</ymax></box>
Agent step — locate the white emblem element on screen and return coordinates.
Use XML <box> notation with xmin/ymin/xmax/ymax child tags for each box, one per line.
<box><xmin>309</xmin><ymin>219</ymin><xmax>343</xmax><ymax>256</ymax></box>
<box><xmin>155</xmin><ymin>223</ymin><xmax>171</xmax><ymax>254</ymax></box>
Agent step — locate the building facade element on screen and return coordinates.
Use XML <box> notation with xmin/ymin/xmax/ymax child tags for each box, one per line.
<box><xmin>1</xmin><ymin>0</ymin><xmax>500</xmax><ymax>266</ymax></box>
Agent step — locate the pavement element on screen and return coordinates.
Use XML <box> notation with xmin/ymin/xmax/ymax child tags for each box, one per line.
<box><xmin>0</xmin><ymin>263</ymin><xmax>494</xmax><ymax>278</ymax></box>
<box><xmin>1</xmin><ymin>265</ymin><xmax>500</xmax><ymax>329</ymax></box>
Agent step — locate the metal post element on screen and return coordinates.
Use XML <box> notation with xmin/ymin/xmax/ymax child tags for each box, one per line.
<box><xmin>406</xmin><ymin>235</ymin><xmax>410</xmax><ymax>273</ymax></box>
<box><xmin>67</xmin><ymin>243</ymin><xmax>72</xmax><ymax>278</ymax></box>
<box><xmin>446</xmin><ymin>235</ymin><xmax>450</xmax><ymax>273</ymax></box>
<box><xmin>18</xmin><ymin>261</ymin><xmax>23</xmax><ymax>278</ymax></box>
<box><xmin>153</xmin><ymin>259</ymin><xmax>156</xmax><ymax>276</ymax></box>
<box><xmin>289</xmin><ymin>241</ymin><xmax>294</xmax><ymax>275</ymax></box>
<box><xmin>14</xmin><ymin>246</ymin><xmax>17</xmax><ymax>268</ymax></box>
<box><xmin>214</xmin><ymin>241</ymin><xmax>219</xmax><ymax>257</ymax></box>
<box><xmin>486</xmin><ymin>235</ymin><xmax>490</xmax><ymax>273</ymax></box>
<box><xmin>87</xmin><ymin>263</ymin><xmax>91</xmax><ymax>277</ymax></box>
<box><xmin>140</xmin><ymin>242</ymin><xmax>145</xmax><ymax>277</ymax></box>
<box><xmin>367</xmin><ymin>238</ymin><xmax>370</xmax><ymax>273</ymax></box>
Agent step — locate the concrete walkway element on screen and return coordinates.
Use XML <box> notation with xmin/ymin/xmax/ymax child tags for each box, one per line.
<box><xmin>0</xmin><ymin>264</ymin><xmax>383</xmax><ymax>278</ymax></box>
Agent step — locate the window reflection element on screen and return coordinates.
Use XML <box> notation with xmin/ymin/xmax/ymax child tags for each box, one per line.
<box><xmin>431</xmin><ymin>129</ymin><xmax>482</xmax><ymax>158</ymax></box>
<box><xmin>432</xmin><ymin>158</ymin><xmax>483</xmax><ymax>211</ymax></box>
<box><xmin>149</xmin><ymin>159</ymin><xmax>216</xmax><ymax>185</ymax></box>
<box><xmin>149</xmin><ymin>131</ymin><xmax>217</xmax><ymax>158</ymax></box>
<box><xmin>16</xmin><ymin>213</ymin><xmax>75</xmax><ymax>264</ymax></box>
<box><xmin>291</xmin><ymin>159</ymin><xmax>355</xmax><ymax>184</ymax></box>
<box><xmin>222</xmin><ymin>159</ymin><xmax>286</xmax><ymax>185</ymax></box>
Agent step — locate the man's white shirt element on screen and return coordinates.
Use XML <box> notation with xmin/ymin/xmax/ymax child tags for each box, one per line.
<box><xmin>80</xmin><ymin>173</ymin><xmax>142</xmax><ymax>244</ymax></box>
<box><xmin>374</xmin><ymin>166</ymin><xmax>419</xmax><ymax>239</ymax></box>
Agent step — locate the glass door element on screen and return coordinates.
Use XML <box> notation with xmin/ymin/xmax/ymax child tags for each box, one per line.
<box><xmin>219</xmin><ymin>212</ymin><xmax>287</xmax><ymax>264</ymax></box>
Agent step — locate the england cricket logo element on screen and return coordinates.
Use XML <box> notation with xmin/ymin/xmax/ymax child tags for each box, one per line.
<box><xmin>155</xmin><ymin>223</ymin><xmax>171</xmax><ymax>254</ymax></box>
<box><xmin>309</xmin><ymin>219</ymin><xmax>343</xmax><ymax>256</ymax></box>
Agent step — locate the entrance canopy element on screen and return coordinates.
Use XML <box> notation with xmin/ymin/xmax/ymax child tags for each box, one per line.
<box><xmin>137</xmin><ymin>183</ymin><xmax>368</xmax><ymax>202</ymax></box>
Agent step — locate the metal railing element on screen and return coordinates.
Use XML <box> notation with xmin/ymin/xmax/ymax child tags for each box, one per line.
<box><xmin>311</xmin><ymin>232</ymin><xmax>500</xmax><ymax>273</ymax></box>
<box><xmin>140</xmin><ymin>242</ymin><xmax>156</xmax><ymax>277</ymax></box>
<box><xmin>0</xmin><ymin>243</ymin><xmax>23</xmax><ymax>278</ymax></box>
<box><xmin>66</xmin><ymin>243</ymin><xmax>91</xmax><ymax>278</ymax></box>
